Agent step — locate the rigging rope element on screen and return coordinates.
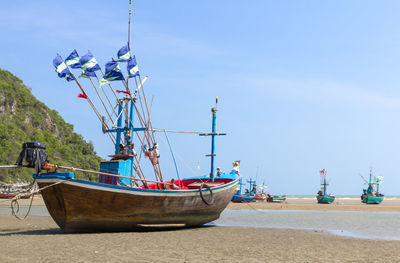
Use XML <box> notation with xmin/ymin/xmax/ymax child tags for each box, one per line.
<box><xmin>10</xmin><ymin>178</ymin><xmax>72</xmax><ymax>220</ymax></box>
<box><xmin>155</xmin><ymin>133</ymin><xmax>198</xmax><ymax>177</ymax></box>
<box><xmin>163</xmin><ymin>130</ymin><xmax>181</xmax><ymax>188</ymax></box>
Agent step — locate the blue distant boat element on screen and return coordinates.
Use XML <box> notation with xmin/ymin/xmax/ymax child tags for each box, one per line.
<box><xmin>231</xmin><ymin>177</ymin><xmax>255</xmax><ymax>203</ymax></box>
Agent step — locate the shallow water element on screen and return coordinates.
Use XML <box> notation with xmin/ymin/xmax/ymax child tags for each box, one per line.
<box><xmin>213</xmin><ymin>209</ymin><xmax>400</xmax><ymax>240</ymax></box>
<box><xmin>1</xmin><ymin>206</ymin><xmax>399</xmax><ymax>240</ymax></box>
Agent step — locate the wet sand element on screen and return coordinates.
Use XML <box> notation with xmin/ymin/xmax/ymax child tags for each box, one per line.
<box><xmin>1</xmin><ymin>197</ymin><xmax>400</xmax><ymax>262</ymax></box>
<box><xmin>5</xmin><ymin>196</ymin><xmax>400</xmax><ymax>212</ymax></box>
<box><xmin>1</xmin><ymin>215</ymin><xmax>400</xmax><ymax>263</ymax></box>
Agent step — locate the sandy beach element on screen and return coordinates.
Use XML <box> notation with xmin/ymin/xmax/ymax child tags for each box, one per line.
<box><xmin>0</xmin><ymin>215</ymin><xmax>399</xmax><ymax>263</ymax></box>
<box><xmin>0</xmin><ymin>197</ymin><xmax>399</xmax><ymax>262</ymax></box>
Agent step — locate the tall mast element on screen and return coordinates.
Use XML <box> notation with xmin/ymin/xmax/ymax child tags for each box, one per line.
<box><xmin>320</xmin><ymin>169</ymin><xmax>328</xmax><ymax>195</ymax></box>
<box><xmin>210</xmin><ymin>104</ymin><xmax>217</xmax><ymax>178</ymax></box>
<box><xmin>126</xmin><ymin>0</ymin><xmax>132</xmax><ymax>92</ymax></box>
<box><xmin>128</xmin><ymin>0</ymin><xmax>132</xmax><ymax>48</ymax></box>
<box><xmin>369</xmin><ymin>169</ymin><xmax>372</xmax><ymax>187</ymax></box>
<box><xmin>248</xmin><ymin>178</ymin><xmax>256</xmax><ymax>193</ymax></box>
<box><xmin>199</xmin><ymin>97</ymin><xmax>226</xmax><ymax>181</ymax></box>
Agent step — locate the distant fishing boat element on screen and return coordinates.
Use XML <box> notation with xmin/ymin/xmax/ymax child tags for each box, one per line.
<box><xmin>1</xmin><ymin>1</ymin><xmax>239</xmax><ymax>231</ymax></box>
<box><xmin>253</xmin><ymin>182</ymin><xmax>268</xmax><ymax>202</ymax></box>
<box><xmin>231</xmin><ymin>177</ymin><xmax>255</xmax><ymax>203</ymax></box>
<box><xmin>316</xmin><ymin>169</ymin><xmax>335</xmax><ymax>204</ymax></box>
<box><xmin>0</xmin><ymin>180</ymin><xmax>33</xmax><ymax>199</ymax></box>
<box><xmin>0</xmin><ymin>193</ymin><xmax>17</xmax><ymax>199</ymax></box>
<box><xmin>266</xmin><ymin>194</ymin><xmax>287</xmax><ymax>203</ymax></box>
<box><xmin>360</xmin><ymin>169</ymin><xmax>384</xmax><ymax>204</ymax></box>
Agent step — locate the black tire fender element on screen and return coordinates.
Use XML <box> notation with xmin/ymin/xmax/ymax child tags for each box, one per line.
<box><xmin>199</xmin><ymin>183</ymin><xmax>214</xmax><ymax>205</ymax></box>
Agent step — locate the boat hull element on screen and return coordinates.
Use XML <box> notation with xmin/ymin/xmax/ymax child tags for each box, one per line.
<box><xmin>37</xmin><ymin>176</ymin><xmax>238</xmax><ymax>231</ymax></box>
<box><xmin>253</xmin><ymin>194</ymin><xmax>266</xmax><ymax>202</ymax></box>
<box><xmin>361</xmin><ymin>194</ymin><xmax>384</xmax><ymax>204</ymax></box>
<box><xmin>267</xmin><ymin>195</ymin><xmax>287</xmax><ymax>203</ymax></box>
<box><xmin>317</xmin><ymin>195</ymin><xmax>335</xmax><ymax>204</ymax></box>
<box><xmin>231</xmin><ymin>194</ymin><xmax>254</xmax><ymax>203</ymax></box>
<box><xmin>0</xmin><ymin>193</ymin><xmax>17</xmax><ymax>199</ymax></box>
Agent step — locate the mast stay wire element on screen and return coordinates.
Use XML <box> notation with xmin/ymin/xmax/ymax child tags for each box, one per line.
<box><xmin>155</xmin><ymin>133</ymin><xmax>199</xmax><ymax>177</ymax></box>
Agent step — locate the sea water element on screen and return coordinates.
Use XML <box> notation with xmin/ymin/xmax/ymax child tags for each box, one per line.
<box><xmin>1</xmin><ymin>206</ymin><xmax>399</xmax><ymax>240</ymax></box>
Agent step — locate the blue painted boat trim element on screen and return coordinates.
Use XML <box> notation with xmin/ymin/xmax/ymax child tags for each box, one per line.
<box><xmin>34</xmin><ymin>172</ymin><xmax>239</xmax><ymax>194</ymax></box>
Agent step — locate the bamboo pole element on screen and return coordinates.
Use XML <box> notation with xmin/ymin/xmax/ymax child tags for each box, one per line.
<box><xmin>88</xmin><ymin>77</ymin><xmax>113</xmax><ymax>122</ymax></box>
<box><xmin>54</xmin><ymin>165</ymin><xmax>172</xmax><ymax>187</ymax></box>
<box><xmin>126</xmin><ymin>0</ymin><xmax>132</xmax><ymax>92</ymax></box>
<box><xmin>136</xmin><ymin>75</ymin><xmax>162</xmax><ymax>180</ymax></box>
<box><xmin>92</xmin><ymin>73</ymin><xmax>162</xmax><ymax>183</ymax></box>
<box><xmin>71</xmin><ymin>74</ymin><xmax>116</xmax><ymax>144</ymax></box>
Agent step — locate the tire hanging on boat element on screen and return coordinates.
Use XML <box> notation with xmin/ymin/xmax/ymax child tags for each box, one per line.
<box><xmin>199</xmin><ymin>183</ymin><xmax>214</xmax><ymax>205</ymax></box>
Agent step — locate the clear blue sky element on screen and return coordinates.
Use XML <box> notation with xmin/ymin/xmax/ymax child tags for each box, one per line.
<box><xmin>1</xmin><ymin>0</ymin><xmax>400</xmax><ymax>195</ymax></box>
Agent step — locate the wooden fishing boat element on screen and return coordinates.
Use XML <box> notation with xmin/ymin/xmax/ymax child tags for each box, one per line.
<box><xmin>252</xmin><ymin>180</ymin><xmax>268</xmax><ymax>202</ymax></box>
<box><xmin>3</xmin><ymin>1</ymin><xmax>239</xmax><ymax>231</ymax></box>
<box><xmin>28</xmin><ymin>95</ymin><xmax>238</xmax><ymax>231</ymax></box>
<box><xmin>266</xmin><ymin>194</ymin><xmax>287</xmax><ymax>202</ymax></box>
<box><xmin>0</xmin><ymin>181</ymin><xmax>33</xmax><ymax>199</ymax></box>
<box><xmin>253</xmin><ymin>193</ymin><xmax>267</xmax><ymax>201</ymax></box>
<box><xmin>231</xmin><ymin>177</ymin><xmax>255</xmax><ymax>203</ymax></box>
<box><xmin>35</xmin><ymin>171</ymin><xmax>238</xmax><ymax>230</ymax></box>
<box><xmin>316</xmin><ymin>169</ymin><xmax>335</xmax><ymax>204</ymax></box>
<box><xmin>232</xmin><ymin>193</ymin><xmax>254</xmax><ymax>203</ymax></box>
<box><xmin>360</xmin><ymin>169</ymin><xmax>384</xmax><ymax>204</ymax></box>
<box><xmin>316</xmin><ymin>194</ymin><xmax>335</xmax><ymax>204</ymax></box>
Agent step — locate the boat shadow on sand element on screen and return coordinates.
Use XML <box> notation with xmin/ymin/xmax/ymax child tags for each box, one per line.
<box><xmin>0</xmin><ymin>224</ymin><xmax>216</xmax><ymax>236</ymax></box>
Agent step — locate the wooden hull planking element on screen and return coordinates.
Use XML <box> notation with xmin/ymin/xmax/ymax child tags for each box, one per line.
<box><xmin>37</xmin><ymin>178</ymin><xmax>238</xmax><ymax>231</ymax></box>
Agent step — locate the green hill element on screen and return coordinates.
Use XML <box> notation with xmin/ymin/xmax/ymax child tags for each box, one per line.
<box><xmin>0</xmin><ymin>68</ymin><xmax>102</xmax><ymax>182</ymax></box>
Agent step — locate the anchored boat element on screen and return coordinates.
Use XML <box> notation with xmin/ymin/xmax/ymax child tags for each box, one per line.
<box><xmin>0</xmin><ymin>180</ymin><xmax>33</xmax><ymax>199</ymax></box>
<box><xmin>231</xmin><ymin>176</ymin><xmax>255</xmax><ymax>203</ymax></box>
<box><xmin>4</xmin><ymin>1</ymin><xmax>239</xmax><ymax>231</ymax></box>
<box><xmin>316</xmin><ymin>169</ymin><xmax>335</xmax><ymax>204</ymax></box>
<box><xmin>253</xmin><ymin>182</ymin><xmax>268</xmax><ymax>202</ymax></box>
<box><xmin>266</xmin><ymin>194</ymin><xmax>287</xmax><ymax>203</ymax></box>
<box><xmin>360</xmin><ymin>169</ymin><xmax>384</xmax><ymax>204</ymax></box>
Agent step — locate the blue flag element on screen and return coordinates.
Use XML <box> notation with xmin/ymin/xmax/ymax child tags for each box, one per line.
<box><xmin>105</xmin><ymin>61</ymin><xmax>124</xmax><ymax>81</ymax></box>
<box><xmin>53</xmin><ymin>54</ymin><xmax>73</xmax><ymax>81</ymax></box>
<box><xmin>127</xmin><ymin>56</ymin><xmax>139</xmax><ymax>78</ymax></box>
<box><xmin>99</xmin><ymin>61</ymin><xmax>124</xmax><ymax>87</ymax></box>
<box><xmin>65</xmin><ymin>50</ymin><xmax>81</xmax><ymax>69</ymax></box>
<box><xmin>117</xmin><ymin>44</ymin><xmax>131</xmax><ymax>62</ymax></box>
<box><xmin>80</xmin><ymin>51</ymin><xmax>101</xmax><ymax>72</ymax></box>
<box><xmin>79</xmin><ymin>70</ymin><xmax>97</xmax><ymax>79</ymax></box>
